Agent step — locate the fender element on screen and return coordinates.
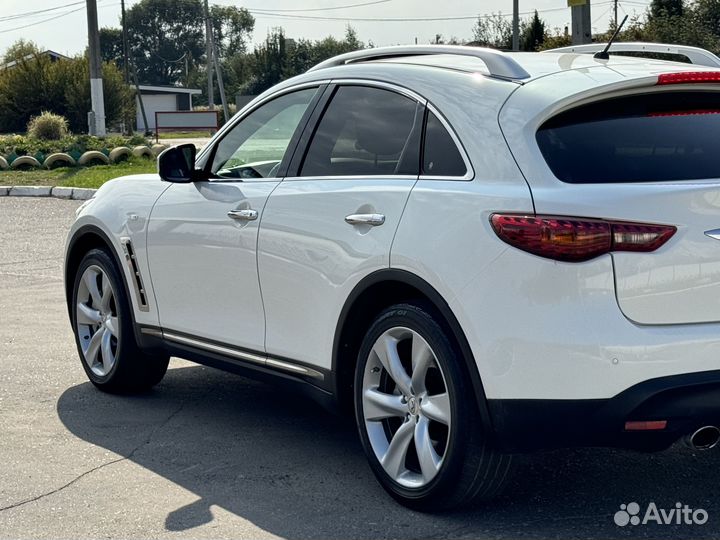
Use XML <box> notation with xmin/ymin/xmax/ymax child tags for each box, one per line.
<box><xmin>64</xmin><ymin>223</ymin><xmax>150</xmax><ymax>350</ymax></box>
<box><xmin>331</xmin><ymin>268</ymin><xmax>494</xmax><ymax>431</ymax></box>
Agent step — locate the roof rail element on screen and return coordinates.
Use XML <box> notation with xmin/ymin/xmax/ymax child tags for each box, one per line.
<box><xmin>307</xmin><ymin>45</ymin><xmax>531</xmax><ymax>80</ymax></box>
<box><xmin>545</xmin><ymin>42</ymin><xmax>720</xmax><ymax>68</ymax></box>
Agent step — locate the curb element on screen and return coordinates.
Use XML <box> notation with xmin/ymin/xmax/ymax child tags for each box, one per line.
<box><xmin>0</xmin><ymin>186</ymin><xmax>97</xmax><ymax>200</ymax></box>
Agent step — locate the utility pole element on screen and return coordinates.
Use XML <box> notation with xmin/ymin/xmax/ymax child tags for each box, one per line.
<box><xmin>204</xmin><ymin>0</ymin><xmax>214</xmax><ymax>109</ymax></box>
<box><xmin>613</xmin><ymin>0</ymin><xmax>618</xmax><ymax>27</ymax></box>
<box><xmin>86</xmin><ymin>0</ymin><xmax>106</xmax><ymax>136</ymax></box>
<box><xmin>130</xmin><ymin>62</ymin><xmax>150</xmax><ymax>136</ymax></box>
<box><xmin>213</xmin><ymin>41</ymin><xmax>230</xmax><ymax>123</ymax></box>
<box><xmin>121</xmin><ymin>0</ymin><xmax>129</xmax><ymax>84</ymax></box>
<box><xmin>512</xmin><ymin>0</ymin><xmax>519</xmax><ymax>51</ymax></box>
<box><xmin>571</xmin><ymin>0</ymin><xmax>592</xmax><ymax>45</ymax></box>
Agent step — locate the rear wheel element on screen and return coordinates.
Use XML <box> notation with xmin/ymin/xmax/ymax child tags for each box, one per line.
<box><xmin>71</xmin><ymin>248</ymin><xmax>169</xmax><ymax>393</ymax></box>
<box><xmin>354</xmin><ymin>303</ymin><xmax>511</xmax><ymax>511</ymax></box>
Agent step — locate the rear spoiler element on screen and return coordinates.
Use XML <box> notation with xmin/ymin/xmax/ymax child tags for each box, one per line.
<box><xmin>545</xmin><ymin>42</ymin><xmax>720</xmax><ymax>69</ymax></box>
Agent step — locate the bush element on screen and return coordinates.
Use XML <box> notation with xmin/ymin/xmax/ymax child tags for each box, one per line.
<box><xmin>0</xmin><ymin>53</ymin><xmax>134</xmax><ymax>133</ymax></box>
<box><xmin>0</xmin><ymin>133</ymin><xmax>151</xmax><ymax>162</ymax></box>
<box><xmin>27</xmin><ymin>111</ymin><xmax>69</xmax><ymax>140</ymax></box>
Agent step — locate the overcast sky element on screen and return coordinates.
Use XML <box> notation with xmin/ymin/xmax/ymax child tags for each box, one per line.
<box><xmin>0</xmin><ymin>0</ymin><xmax>650</xmax><ymax>58</ymax></box>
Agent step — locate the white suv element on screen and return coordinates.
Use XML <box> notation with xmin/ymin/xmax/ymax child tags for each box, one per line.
<box><xmin>65</xmin><ymin>44</ymin><xmax>720</xmax><ymax>510</ymax></box>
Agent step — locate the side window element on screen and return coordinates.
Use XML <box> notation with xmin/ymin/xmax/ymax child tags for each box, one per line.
<box><xmin>422</xmin><ymin>111</ymin><xmax>467</xmax><ymax>177</ymax></box>
<box><xmin>211</xmin><ymin>88</ymin><xmax>317</xmax><ymax>179</ymax></box>
<box><xmin>301</xmin><ymin>86</ymin><xmax>419</xmax><ymax>177</ymax></box>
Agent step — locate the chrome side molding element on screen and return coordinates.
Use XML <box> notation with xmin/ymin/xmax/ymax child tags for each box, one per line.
<box><xmin>141</xmin><ymin>327</ymin><xmax>325</xmax><ymax>381</ymax></box>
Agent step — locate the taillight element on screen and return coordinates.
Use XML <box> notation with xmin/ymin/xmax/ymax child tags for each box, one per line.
<box><xmin>490</xmin><ymin>214</ymin><xmax>676</xmax><ymax>262</ymax></box>
<box><xmin>657</xmin><ymin>71</ymin><xmax>720</xmax><ymax>85</ymax></box>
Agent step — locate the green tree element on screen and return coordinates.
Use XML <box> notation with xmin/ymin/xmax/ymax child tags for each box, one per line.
<box><xmin>124</xmin><ymin>0</ymin><xmax>205</xmax><ymax>85</ymax></box>
<box><xmin>99</xmin><ymin>28</ymin><xmax>124</xmax><ymax>66</ymax></box>
<box><xmin>210</xmin><ymin>4</ymin><xmax>255</xmax><ymax>58</ymax></box>
<box><xmin>60</xmin><ymin>57</ymin><xmax>134</xmax><ymax>132</ymax></box>
<box><xmin>231</xmin><ymin>26</ymin><xmax>364</xmax><ymax>97</ymax></box>
<box><xmin>521</xmin><ymin>10</ymin><xmax>546</xmax><ymax>51</ymax></box>
<box><xmin>2</xmin><ymin>39</ymin><xmax>41</xmax><ymax>64</ymax></box>
<box><xmin>471</xmin><ymin>14</ymin><xmax>512</xmax><ymax>49</ymax></box>
<box><xmin>649</xmin><ymin>0</ymin><xmax>684</xmax><ymax>19</ymax></box>
<box><xmin>0</xmin><ymin>54</ymin><xmax>132</xmax><ymax>133</ymax></box>
<box><xmin>118</xmin><ymin>0</ymin><xmax>253</xmax><ymax>86</ymax></box>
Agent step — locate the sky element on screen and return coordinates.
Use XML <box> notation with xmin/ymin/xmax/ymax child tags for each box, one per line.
<box><xmin>0</xmin><ymin>0</ymin><xmax>652</xmax><ymax>58</ymax></box>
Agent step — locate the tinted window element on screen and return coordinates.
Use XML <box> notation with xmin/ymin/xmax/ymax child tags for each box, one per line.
<box><xmin>211</xmin><ymin>88</ymin><xmax>316</xmax><ymax>179</ymax></box>
<box><xmin>423</xmin><ymin>111</ymin><xmax>467</xmax><ymax>177</ymax></box>
<box><xmin>537</xmin><ymin>92</ymin><xmax>720</xmax><ymax>183</ymax></box>
<box><xmin>301</xmin><ymin>86</ymin><xmax>419</xmax><ymax>177</ymax></box>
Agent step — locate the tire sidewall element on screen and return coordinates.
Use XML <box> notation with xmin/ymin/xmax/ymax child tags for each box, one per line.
<box><xmin>71</xmin><ymin>248</ymin><xmax>132</xmax><ymax>386</ymax></box>
<box><xmin>353</xmin><ymin>303</ymin><xmax>478</xmax><ymax>506</ymax></box>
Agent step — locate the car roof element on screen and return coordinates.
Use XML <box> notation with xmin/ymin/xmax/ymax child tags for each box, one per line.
<box><xmin>366</xmin><ymin>51</ymin><xmax>718</xmax><ymax>82</ymax></box>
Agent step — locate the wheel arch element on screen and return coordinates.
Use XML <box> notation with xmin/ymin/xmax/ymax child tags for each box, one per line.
<box><xmin>64</xmin><ymin>225</ymin><xmax>144</xmax><ymax>346</ymax></box>
<box><xmin>331</xmin><ymin>269</ymin><xmax>493</xmax><ymax>429</ymax></box>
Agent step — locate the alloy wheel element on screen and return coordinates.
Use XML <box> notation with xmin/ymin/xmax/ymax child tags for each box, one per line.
<box><xmin>361</xmin><ymin>326</ymin><xmax>452</xmax><ymax>488</ymax></box>
<box><xmin>75</xmin><ymin>265</ymin><xmax>120</xmax><ymax>377</ymax></box>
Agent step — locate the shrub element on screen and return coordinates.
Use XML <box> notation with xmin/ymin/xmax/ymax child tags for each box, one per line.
<box><xmin>27</xmin><ymin>111</ymin><xmax>69</xmax><ymax>140</ymax></box>
<box><xmin>0</xmin><ymin>133</ymin><xmax>150</xmax><ymax>158</ymax></box>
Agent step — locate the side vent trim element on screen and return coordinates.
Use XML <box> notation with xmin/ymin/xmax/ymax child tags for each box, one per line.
<box><xmin>120</xmin><ymin>237</ymin><xmax>149</xmax><ymax>312</ymax></box>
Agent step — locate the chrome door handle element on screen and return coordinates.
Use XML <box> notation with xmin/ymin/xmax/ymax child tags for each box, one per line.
<box><xmin>345</xmin><ymin>213</ymin><xmax>385</xmax><ymax>226</ymax></box>
<box><xmin>227</xmin><ymin>209</ymin><xmax>258</xmax><ymax>221</ymax></box>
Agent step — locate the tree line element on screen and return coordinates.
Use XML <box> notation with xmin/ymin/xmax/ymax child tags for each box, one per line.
<box><xmin>1</xmin><ymin>0</ymin><xmax>718</xmax><ymax>134</ymax></box>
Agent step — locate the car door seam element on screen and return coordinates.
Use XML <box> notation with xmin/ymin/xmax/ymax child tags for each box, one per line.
<box><xmin>389</xmin><ymin>177</ymin><xmax>420</xmax><ymax>268</ymax></box>
<box><xmin>143</xmin><ymin>182</ymin><xmax>174</xmax><ymax>325</ymax></box>
<box><xmin>256</xmin><ymin>179</ymin><xmax>284</xmax><ymax>354</ymax></box>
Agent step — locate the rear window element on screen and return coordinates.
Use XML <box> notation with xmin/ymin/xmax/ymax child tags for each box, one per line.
<box><xmin>536</xmin><ymin>92</ymin><xmax>720</xmax><ymax>183</ymax></box>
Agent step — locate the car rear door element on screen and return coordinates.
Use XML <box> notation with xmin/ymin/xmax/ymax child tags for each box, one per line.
<box><xmin>146</xmin><ymin>87</ymin><xmax>321</xmax><ymax>351</ymax></box>
<box><xmin>257</xmin><ymin>83</ymin><xmax>425</xmax><ymax>368</ymax></box>
<box><xmin>530</xmin><ymin>87</ymin><xmax>720</xmax><ymax>325</ymax></box>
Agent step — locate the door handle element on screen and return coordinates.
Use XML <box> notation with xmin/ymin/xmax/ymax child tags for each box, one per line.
<box><xmin>228</xmin><ymin>209</ymin><xmax>258</xmax><ymax>221</ymax></box>
<box><xmin>345</xmin><ymin>213</ymin><xmax>385</xmax><ymax>226</ymax></box>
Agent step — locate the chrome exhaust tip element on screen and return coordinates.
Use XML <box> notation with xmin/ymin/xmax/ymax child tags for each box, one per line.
<box><xmin>685</xmin><ymin>426</ymin><xmax>720</xmax><ymax>450</ymax></box>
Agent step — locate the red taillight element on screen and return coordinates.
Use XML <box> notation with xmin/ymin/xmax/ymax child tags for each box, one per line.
<box><xmin>490</xmin><ymin>214</ymin><xmax>676</xmax><ymax>262</ymax></box>
<box><xmin>624</xmin><ymin>420</ymin><xmax>668</xmax><ymax>431</ymax></box>
<box><xmin>657</xmin><ymin>71</ymin><xmax>720</xmax><ymax>85</ymax></box>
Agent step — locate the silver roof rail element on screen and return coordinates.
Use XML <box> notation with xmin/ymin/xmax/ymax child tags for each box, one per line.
<box><xmin>307</xmin><ymin>45</ymin><xmax>531</xmax><ymax>80</ymax></box>
<box><xmin>545</xmin><ymin>42</ymin><xmax>720</xmax><ymax>68</ymax></box>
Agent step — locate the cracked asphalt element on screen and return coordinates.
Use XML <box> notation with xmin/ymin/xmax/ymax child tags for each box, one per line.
<box><xmin>2</xmin><ymin>196</ymin><xmax>720</xmax><ymax>539</ymax></box>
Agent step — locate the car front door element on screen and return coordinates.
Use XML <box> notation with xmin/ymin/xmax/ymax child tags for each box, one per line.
<box><xmin>146</xmin><ymin>86</ymin><xmax>321</xmax><ymax>352</ymax></box>
<box><xmin>258</xmin><ymin>83</ymin><xmax>425</xmax><ymax>368</ymax></box>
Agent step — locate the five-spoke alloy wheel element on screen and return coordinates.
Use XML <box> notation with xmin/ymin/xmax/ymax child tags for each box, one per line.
<box><xmin>71</xmin><ymin>248</ymin><xmax>169</xmax><ymax>393</ymax></box>
<box><xmin>76</xmin><ymin>265</ymin><xmax>120</xmax><ymax>377</ymax></box>
<box><xmin>355</xmin><ymin>303</ymin><xmax>512</xmax><ymax>511</ymax></box>
<box><xmin>362</xmin><ymin>326</ymin><xmax>451</xmax><ymax>488</ymax></box>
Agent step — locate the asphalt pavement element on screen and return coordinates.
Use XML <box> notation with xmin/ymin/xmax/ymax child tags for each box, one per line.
<box><xmin>1</xmin><ymin>196</ymin><xmax>720</xmax><ymax>539</ymax></box>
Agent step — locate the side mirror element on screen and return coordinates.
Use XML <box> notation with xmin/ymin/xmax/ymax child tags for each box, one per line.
<box><xmin>158</xmin><ymin>144</ymin><xmax>199</xmax><ymax>183</ymax></box>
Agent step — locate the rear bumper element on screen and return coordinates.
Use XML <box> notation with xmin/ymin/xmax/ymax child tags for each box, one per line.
<box><xmin>489</xmin><ymin>369</ymin><xmax>720</xmax><ymax>452</ymax></box>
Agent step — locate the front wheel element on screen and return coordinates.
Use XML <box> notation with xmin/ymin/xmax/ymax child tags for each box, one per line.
<box><xmin>71</xmin><ymin>248</ymin><xmax>169</xmax><ymax>393</ymax></box>
<box><xmin>354</xmin><ymin>303</ymin><xmax>511</xmax><ymax>511</ymax></box>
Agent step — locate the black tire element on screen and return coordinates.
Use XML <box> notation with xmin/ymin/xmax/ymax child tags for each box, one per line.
<box><xmin>354</xmin><ymin>302</ymin><xmax>512</xmax><ymax>511</ymax></box>
<box><xmin>71</xmin><ymin>248</ymin><xmax>169</xmax><ymax>393</ymax></box>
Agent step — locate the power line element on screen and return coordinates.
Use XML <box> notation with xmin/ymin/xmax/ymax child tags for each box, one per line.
<box><xmin>0</xmin><ymin>1</ymin><xmax>86</xmax><ymax>23</ymax></box>
<box><xmin>242</xmin><ymin>0</ymin><xmax>393</xmax><ymax>12</ymax></box>
<box><xmin>0</xmin><ymin>0</ymin><xmax>114</xmax><ymax>35</ymax></box>
<box><xmin>0</xmin><ymin>6</ymin><xmax>85</xmax><ymax>35</ymax></box>
<box><xmin>248</xmin><ymin>4</ymin><xmax>613</xmax><ymax>23</ymax></box>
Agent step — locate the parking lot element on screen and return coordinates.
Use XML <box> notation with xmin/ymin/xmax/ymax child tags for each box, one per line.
<box><xmin>1</xmin><ymin>196</ymin><xmax>720</xmax><ymax>539</ymax></box>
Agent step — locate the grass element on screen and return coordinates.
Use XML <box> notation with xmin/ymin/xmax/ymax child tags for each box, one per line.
<box><xmin>0</xmin><ymin>157</ymin><xmax>157</xmax><ymax>189</ymax></box>
<box><xmin>158</xmin><ymin>130</ymin><xmax>214</xmax><ymax>139</ymax></box>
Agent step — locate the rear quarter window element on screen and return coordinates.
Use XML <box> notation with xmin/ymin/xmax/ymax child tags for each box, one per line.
<box><xmin>536</xmin><ymin>91</ymin><xmax>720</xmax><ymax>183</ymax></box>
